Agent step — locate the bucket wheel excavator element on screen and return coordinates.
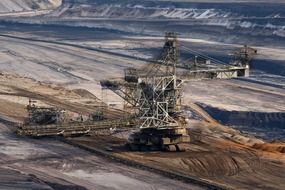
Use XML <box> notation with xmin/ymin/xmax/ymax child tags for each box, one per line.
<box><xmin>101</xmin><ymin>32</ymin><xmax>190</xmax><ymax>151</ymax></box>
<box><xmin>18</xmin><ymin>32</ymin><xmax>257</xmax><ymax>152</ymax></box>
<box><xmin>101</xmin><ymin>32</ymin><xmax>257</xmax><ymax>152</ymax></box>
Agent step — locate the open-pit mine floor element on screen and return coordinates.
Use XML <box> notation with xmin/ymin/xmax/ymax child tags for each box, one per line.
<box><xmin>66</xmin><ymin>123</ymin><xmax>285</xmax><ymax>190</ymax></box>
<box><xmin>0</xmin><ymin>73</ymin><xmax>284</xmax><ymax>190</ymax></box>
<box><xmin>0</xmin><ymin>24</ymin><xmax>285</xmax><ymax>189</ymax></box>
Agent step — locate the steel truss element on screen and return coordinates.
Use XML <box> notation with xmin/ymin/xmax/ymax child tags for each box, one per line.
<box><xmin>101</xmin><ymin>32</ymin><xmax>183</xmax><ymax>130</ymax></box>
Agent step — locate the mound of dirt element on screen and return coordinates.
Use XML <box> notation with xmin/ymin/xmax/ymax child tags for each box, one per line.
<box><xmin>252</xmin><ymin>142</ymin><xmax>285</xmax><ymax>153</ymax></box>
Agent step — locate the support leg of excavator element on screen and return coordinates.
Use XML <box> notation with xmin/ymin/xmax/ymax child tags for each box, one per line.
<box><xmin>127</xmin><ymin>127</ymin><xmax>190</xmax><ymax>152</ymax></box>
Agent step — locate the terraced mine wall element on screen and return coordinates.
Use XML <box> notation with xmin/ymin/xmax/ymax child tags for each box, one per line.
<box><xmin>49</xmin><ymin>0</ymin><xmax>285</xmax><ymax>46</ymax></box>
<box><xmin>201</xmin><ymin>104</ymin><xmax>285</xmax><ymax>140</ymax></box>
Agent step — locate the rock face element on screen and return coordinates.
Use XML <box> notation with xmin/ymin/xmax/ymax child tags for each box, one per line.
<box><xmin>203</xmin><ymin>105</ymin><xmax>285</xmax><ymax>140</ymax></box>
<box><xmin>47</xmin><ymin>0</ymin><xmax>285</xmax><ymax>46</ymax></box>
<box><xmin>0</xmin><ymin>0</ymin><xmax>62</xmax><ymax>13</ymax></box>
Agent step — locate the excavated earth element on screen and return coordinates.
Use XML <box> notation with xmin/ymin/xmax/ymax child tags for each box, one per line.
<box><xmin>0</xmin><ymin>74</ymin><xmax>203</xmax><ymax>190</ymax></box>
<box><xmin>0</xmin><ymin>11</ymin><xmax>285</xmax><ymax>189</ymax></box>
<box><xmin>0</xmin><ymin>73</ymin><xmax>285</xmax><ymax>190</ymax></box>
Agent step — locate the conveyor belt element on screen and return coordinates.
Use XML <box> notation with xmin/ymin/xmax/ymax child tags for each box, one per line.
<box><xmin>17</xmin><ymin>118</ymin><xmax>137</xmax><ymax>137</ymax></box>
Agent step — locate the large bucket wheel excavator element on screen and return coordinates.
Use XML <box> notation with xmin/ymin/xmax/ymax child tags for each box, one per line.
<box><xmin>101</xmin><ymin>32</ymin><xmax>257</xmax><ymax>152</ymax></box>
<box><xmin>18</xmin><ymin>32</ymin><xmax>256</xmax><ymax>152</ymax></box>
<box><xmin>101</xmin><ymin>33</ymin><xmax>190</xmax><ymax>152</ymax></box>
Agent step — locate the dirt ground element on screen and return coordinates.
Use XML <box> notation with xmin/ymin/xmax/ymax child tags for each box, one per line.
<box><xmin>0</xmin><ymin>73</ymin><xmax>284</xmax><ymax>190</ymax></box>
<box><xmin>0</xmin><ymin>74</ymin><xmax>203</xmax><ymax>190</ymax></box>
<box><xmin>69</xmin><ymin>121</ymin><xmax>285</xmax><ymax>190</ymax></box>
<box><xmin>0</xmin><ymin>27</ymin><xmax>285</xmax><ymax>189</ymax></box>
